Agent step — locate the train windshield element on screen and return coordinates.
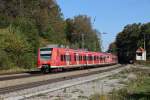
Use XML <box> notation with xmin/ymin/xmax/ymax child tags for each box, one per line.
<box><xmin>40</xmin><ymin>48</ymin><xmax>53</xmax><ymax>60</ymax></box>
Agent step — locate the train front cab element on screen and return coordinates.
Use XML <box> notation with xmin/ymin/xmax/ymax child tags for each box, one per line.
<box><xmin>38</xmin><ymin>47</ymin><xmax>53</xmax><ymax>73</ymax></box>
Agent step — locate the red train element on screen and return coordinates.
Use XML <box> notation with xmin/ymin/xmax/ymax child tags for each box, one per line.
<box><xmin>37</xmin><ymin>47</ymin><xmax>118</xmax><ymax>73</ymax></box>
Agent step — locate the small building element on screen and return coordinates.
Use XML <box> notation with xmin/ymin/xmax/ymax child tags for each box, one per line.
<box><xmin>136</xmin><ymin>47</ymin><xmax>146</xmax><ymax>61</ymax></box>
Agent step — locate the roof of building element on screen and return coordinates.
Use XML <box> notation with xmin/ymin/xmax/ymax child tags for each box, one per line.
<box><xmin>136</xmin><ymin>47</ymin><xmax>145</xmax><ymax>53</ymax></box>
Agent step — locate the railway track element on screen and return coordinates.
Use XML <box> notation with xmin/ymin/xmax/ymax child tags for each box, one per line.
<box><xmin>0</xmin><ymin>69</ymin><xmax>73</xmax><ymax>81</ymax></box>
<box><xmin>0</xmin><ymin>64</ymin><xmax>116</xmax><ymax>81</ymax></box>
<box><xmin>0</xmin><ymin>72</ymin><xmax>40</xmax><ymax>81</ymax></box>
<box><xmin>0</xmin><ymin>64</ymin><xmax>123</xmax><ymax>95</ymax></box>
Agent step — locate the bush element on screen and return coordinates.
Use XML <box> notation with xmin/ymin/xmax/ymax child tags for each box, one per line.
<box><xmin>11</xmin><ymin>17</ymin><xmax>39</xmax><ymax>54</ymax></box>
<box><xmin>0</xmin><ymin>28</ymin><xmax>35</xmax><ymax>69</ymax></box>
<box><xmin>0</xmin><ymin>50</ymin><xmax>14</xmax><ymax>70</ymax></box>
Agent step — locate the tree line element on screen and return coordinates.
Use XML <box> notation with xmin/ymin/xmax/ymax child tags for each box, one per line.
<box><xmin>0</xmin><ymin>0</ymin><xmax>101</xmax><ymax>69</ymax></box>
<box><xmin>108</xmin><ymin>23</ymin><xmax>150</xmax><ymax>63</ymax></box>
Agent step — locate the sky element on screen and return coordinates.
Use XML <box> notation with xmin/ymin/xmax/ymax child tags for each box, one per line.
<box><xmin>56</xmin><ymin>0</ymin><xmax>150</xmax><ymax>51</ymax></box>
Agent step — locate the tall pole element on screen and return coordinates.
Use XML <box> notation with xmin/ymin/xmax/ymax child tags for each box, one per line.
<box><xmin>20</xmin><ymin>0</ymin><xmax>23</xmax><ymax>16</ymax></box>
<box><xmin>144</xmin><ymin>33</ymin><xmax>146</xmax><ymax>50</ymax></box>
<box><xmin>144</xmin><ymin>33</ymin><xmax>146</xmax><ymax>61</ymax></box>
<box><xmin>82</xmin><ymin>33</ymin><xmax>84</xmax><ymax>49</ymax></box>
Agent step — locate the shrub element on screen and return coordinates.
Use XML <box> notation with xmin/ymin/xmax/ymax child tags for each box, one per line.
<box><xmin>0</xmin><ymin>28</ymin><xmax>34</xmax><ymax>69</ymax></box>
<box><xmin>0</xmin><ymin>49</ymin><xmax>14</xmax><ymax>70</ymax></box>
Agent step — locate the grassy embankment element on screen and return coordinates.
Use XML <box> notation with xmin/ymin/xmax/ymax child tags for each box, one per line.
<box><xmin>89</xmin><ymin>67</ymin><xmax>150</xmax><ymax>100</ymax></box>
<box><xmin>0</xmin><ymin>67</ymin><xmax>37</xmax><ymax>75</ymax></box>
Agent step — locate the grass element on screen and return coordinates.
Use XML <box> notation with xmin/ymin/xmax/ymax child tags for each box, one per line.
<box><xmin>0</xmin><ymin>67</ymin><xmax>37</xmax><ymax>75</ymax></box>
<box><xmin>89</xmin><ymin>93</ymin><xmax>108</xmax><ymax>100</ymax></box>
<box><xmin>125</xmin><ymin>74</ymin><xmax>150</xmax><ymax>100</ymax></box>
<box><xmin>89</xmin><ymin>68</ymin><xmax>150</xmax><ymax>100</ymax></box>
<box><xmin>134</xmin><ymin>77</ymin><xmax>150</xmax><ymax>93</ymax></box>
<box><xmin>135</xmin><ymin>60</ymin><xmax>150</xmax><ymax>67</ymax></box>
<box><xmin>115</xmin><ymin>71</ymin><xmax>150</xmax><ymax>100</ymax></box>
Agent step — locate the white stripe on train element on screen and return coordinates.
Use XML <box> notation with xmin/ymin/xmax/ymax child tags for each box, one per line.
<box><xmin>50</xmin><ymin>63</ymin><xmax>116</xmax><ymax>68</ymax></box>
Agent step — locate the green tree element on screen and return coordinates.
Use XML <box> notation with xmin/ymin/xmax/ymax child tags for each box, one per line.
<box><xmin>0</xmin><ymin>0</ymin><xmax>102</xmax><ymax>70</ymax></box>
<box><xmin>115</xmin><ymin>23</ymin><xmax>150</xmax><ymax>63</ymax></box>
<box><xmin>65</xmin><ymin>15</ymin><xmax>101</xmax><ymax>51</ymax></box>
<box><xmin>108</xmin><ymin>42</ymin><xmax>117</xmax><ymax>55</ymax></box>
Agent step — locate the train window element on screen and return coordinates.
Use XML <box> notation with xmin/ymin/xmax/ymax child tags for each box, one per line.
<box><xmin>94</xmin><ymin>56</ymin><xmax>96</xmax><ymax>60</ymax></box>
<box><xmin>80</xmin><ymin>56</ymin><xmax>81</xmax><ymax>61</ymax></box>
<box><xmin>90</xmin><ymin>56</ymin><xmax>92</xmax><ymax>61</ymax></box>
<box><xmin>64</xmin><ymin>55</ymin><xmax>66</xmax><ymax>61</ymax></box>
<box><xmin>61</xmin><ymin>55</ymin><xmax>63</xmax><ymax>61</ymax></box>
<box><xmin>86</xmin><ymin>56</ymin><xmax>88</xmax><ymax>61</ymax></box>
<box><xmin>81</xmin><ymin>56</ymin><xmax>82</xmax><ymax>61</ymax></box>
<box><xmin>40</xmin><ymin>54</ymin><xmax>51</xmax><ymax>60</ymax></box>
<box><xmin>102</xmin><ymin>56</ymin><xmax>104</xmax><ymax>60</ymax></box>
<box><xmin>100</xmin><ymin>56</ymin><xmax>102</xmax><ymax>60</ymax></box>
<box><xmin>97</xmin><ymin>56</ymin><xmax>99</xmax><ymax>60</ymax></box>
<box><xmin>66</xmin><ymin>55</ymin><xmax>71</xmax><ymax>61</ymax></box>
<box><xmin>84</xmin><ymin>56</ymin><xmax>86</xmax><ymax>61</ymax></box>
<box><xmin>104</xmin><ymin>57</ymin><xmax>106</xmax><ymax>61</ymax></box>
<box><xmin>74</xmin><ymin>55</ymin><xmax>76</xmax><ymax>61</ymax></box>
<box><xmin>79</xmin><ymin>56</ymin><xmax>80</xmax><ymax>61</ymax></box>
<box><xmin>70</xmin><ymin>55</ymin><xmax>71</xmax><ymax>61</ymax></box>
<box><xmin>40</xmin><ymin>48</ymin><xmax>53</xmax><ymax>51</ymax></box>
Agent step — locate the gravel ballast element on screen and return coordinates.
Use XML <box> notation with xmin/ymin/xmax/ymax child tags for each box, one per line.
<box><xmin>0</xmin><ymin>64</ymin><xmax>131</xmax><ymax>100</ymax></box>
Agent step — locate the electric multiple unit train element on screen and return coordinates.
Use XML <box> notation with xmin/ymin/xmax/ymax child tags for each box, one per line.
<box><xmin>37</xmin><ymin>47</ymin><xmax>118</xmax><ymax>73</ymax></box>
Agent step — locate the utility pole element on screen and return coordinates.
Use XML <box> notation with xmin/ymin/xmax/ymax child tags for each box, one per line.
<box><xmin>144</xmin><ymin>33</ymin><xmax>146</xmax><ymax>50</ymax></box>
<box><xmin>138</xmin><ymin>25</ymin><xmax>146</xmax><ymax>61</ymax></box>
<box><xmin>144</xmin><ymin>33</ymin><xmax>146</xmax><ymax>61</ymax></box>
<box><xmin>82</xmin><ymin>33</ymin><xmax>84</xmax><ymax>49</ymax></box>
<box><xmin>20</xmin><ymin>0</ymin><xmax>23</xmax><ymax>16</ymax></box>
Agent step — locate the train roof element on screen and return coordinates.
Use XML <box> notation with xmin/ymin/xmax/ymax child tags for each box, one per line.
<box><xmin>39</xmin><ymin>47</ymin><xmax>116</xmax><ymax>56</ymax></box>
